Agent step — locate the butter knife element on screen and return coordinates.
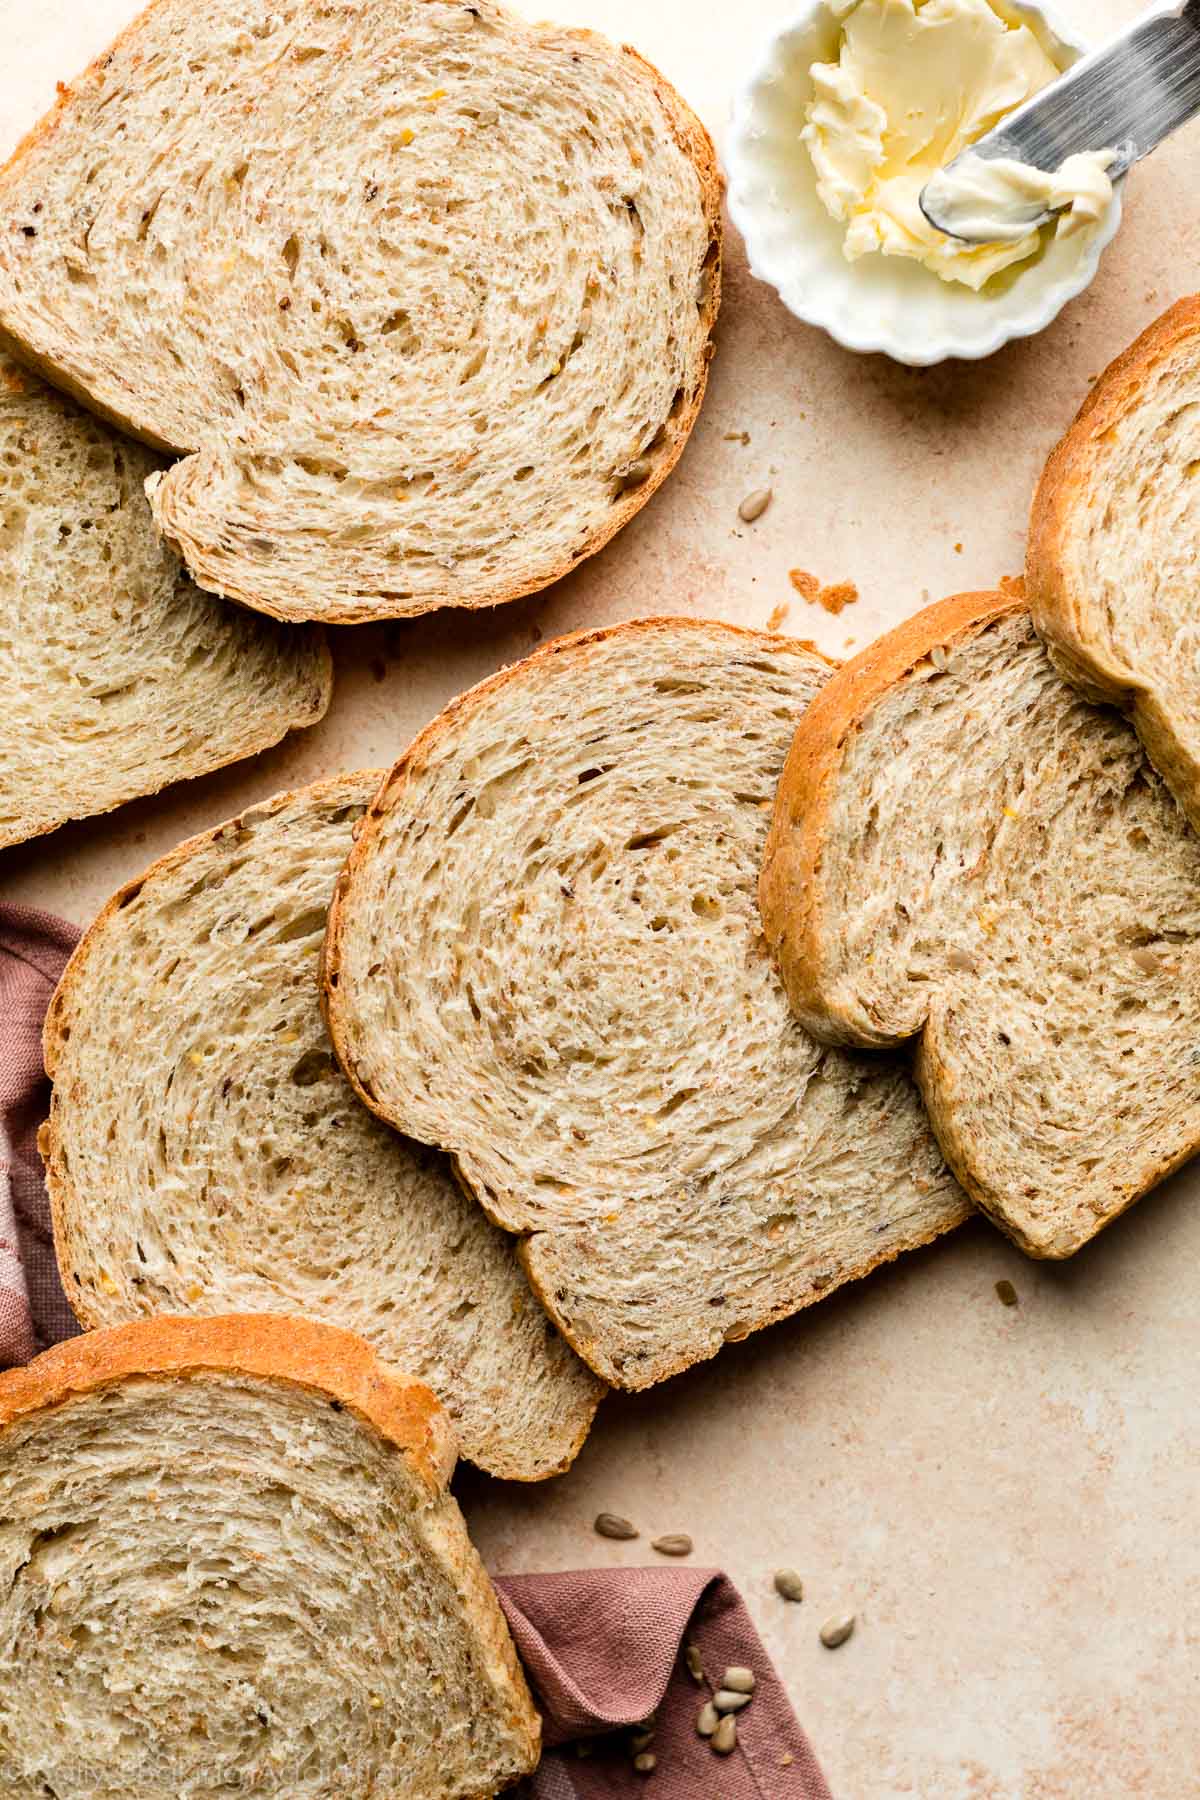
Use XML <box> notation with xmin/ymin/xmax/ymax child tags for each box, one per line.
<box><xmin>921</xmin><ymin>0</ymin><xmax>1200</xmax><ymax>238</ymax></box>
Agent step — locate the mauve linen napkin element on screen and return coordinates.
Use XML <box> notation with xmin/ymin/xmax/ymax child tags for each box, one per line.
<box><xmin>0</xmin><ymin>904</ymin><xmax>80</xmax><ymax>1366</ymax></box>
<box><xmin>0</xmin><ymin>901</ymin><xmax>833</xmax><ymax>1799</ymax></box>
<box><xmin>498</xmin><ymin>1567</ymin><xmax>832</xmax><ymax>1798</ymax></box>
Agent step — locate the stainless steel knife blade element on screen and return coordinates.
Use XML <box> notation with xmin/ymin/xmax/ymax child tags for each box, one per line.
<box><xmin>921</xmin><ymin>0</ymin><xmax>1200</xmax><ymax>238</ymax></box>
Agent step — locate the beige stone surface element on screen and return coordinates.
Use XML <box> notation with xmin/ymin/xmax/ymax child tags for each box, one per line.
<box><xmin>1</xmin><ymin>0</ymin><xmax>1197</xmax><ymax>1793</ymax></box>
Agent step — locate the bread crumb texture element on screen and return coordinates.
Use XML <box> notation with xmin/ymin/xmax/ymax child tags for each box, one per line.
<box><xmin>1028</xmin><ymin>296</ymin><xmax>1200</xmax><ymax>836</ymax></box>
<box><xmin>0</xmin><ymin>1317</ymin><xmax>539</xmax><ymax>1798</ymax></box>
<box><xmin>788</xmin><ymin>569</ymin><xmax>859</xmax><ymax>614</ymax></box>
<box><xmin>0</xmin><ymin>350</ymin><xmax>328</xmax><ymax>847</ymax></box>
<box><xmin>0</xmin><ymin>0</ymin><xmax>720</xmax><ymax>623</ymax></box>
<box><xmin>43</xmin><ymin>773</ymin><xmax>602</xmax><ymax>1481</ymax></box>
<box><xmin>763</xmin><ymin>594</ymin><xmax>1200</xmax><ymax>1259</ymax></box>
<box><xmin>325</xmin><ymin>618</ymin><xmax>967</xmax><ymax>1389</ymax></box>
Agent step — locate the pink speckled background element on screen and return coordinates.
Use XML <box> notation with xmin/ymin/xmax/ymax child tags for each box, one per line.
<box><xmin>1</xmin><ymin>1</ymin><xmax>1196</xmax><ymax>1793</ymax></box>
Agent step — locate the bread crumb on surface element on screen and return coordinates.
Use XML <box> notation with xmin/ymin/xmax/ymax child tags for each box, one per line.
<box><xmin>765</xmin><ymin>602</ymin><xmax>790</xmax><ymax>633</ymax></box>
<box><xmin>789</xmin><ymin>570</ymin><xmax>859</xmax><ymax>615</ymax></box>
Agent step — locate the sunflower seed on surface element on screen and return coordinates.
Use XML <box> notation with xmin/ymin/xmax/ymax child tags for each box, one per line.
<box><xmin>685</xmin><ymin>1642</ymin><xmax>704</xmax><ymax>1683</ymax></box>
<box><xmin>712</xmin><ymin>1715</ymin><xmax>738</xmax><ymax>1755</ymax></box>
<box><xmin>995</xmin><ymin>1279</ymin><xmax>1019</xmax><ymax>1307</ymax></box>
<box><xmin>774</xmin><ymin>1568</ymin><xmax>804</xmax><ymax>1602</ymax></box>
<box><xmin>819</xmin><ymin>1612</ymin><xmax>856</xmax><ymax>1649</ymax></box>
<box><xmin>713</xmin><ymin>1689</ymin><xmax>752</xmax><ymax>1714</ymax></box>
<box><xmin>737</xmin><ymin>487</ymin><xmax>772</xmax><ymax>523</ymax></box>
<box><xmin>696</xmin><ymin>1702</ymin><xmax>720</xmax><ymax>1737</ymax></box>
<box><xmin>633</xmin><ymin>1752</ymin><xmax>657</xmax><ymax>1775</ymax></box>
<box><xmin>594</xmin><ymin>1512</ymin><xmax>638</xmax><ymax>1540</ymax></box>
<box><xmin>721</xmin><ymin>1667</ymin><xmax>756</xmax><ymax>1694</ymax></box>
<box><xmin>651</xmin><ymin>1533</ymin><xmax>693</xmax><ymax>1557</ymax></box>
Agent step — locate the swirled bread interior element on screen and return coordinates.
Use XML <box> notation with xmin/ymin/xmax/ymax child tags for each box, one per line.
<box><xmin>325</xmin><ymin>619</ymin><xmax>967</xmax><ymax>1387</ymax></box>
<box><xmin>43</xmin><ymin>773</ymin><xmax>602</xmax><ymax>1480</ymax></box>
<box><xmin>0</xmin><ymin>1318</ymin><xmax>538</xmax><ymax>1799</ymax></box>
<box><xmin>761</xmin><ymin>593</ymin><xmax>1200</xmax><ymax>1258</ymax></box>
<box><xmin>0</xmin><ymin>0</ymin><xmax>719</xmax><ymax>624</ymax></box>
<box><xmin>0</xmin><ymin>352</ymin><xmax>328</xmax><ymax>847</ymax></box>
<box><xmin>1029</xmin><ymin>296</ymin><xmax>1200</xmax><ymax>837</ymax></box>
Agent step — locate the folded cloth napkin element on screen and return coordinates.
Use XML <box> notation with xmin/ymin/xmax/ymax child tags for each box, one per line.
<box><xmin>0</xmin><ymin>902</ymin><xmax>833</xmax><ymax>1798</ymax></box>
<box><xmin>498</xmin><ymin>1567</ymin><xmax>832</xmax><ymax>1798</ymax></box>
<box><xmin>0</xmin><ymin>904</ymin><xmax>80</xmax><ymax>1367</ymax></box>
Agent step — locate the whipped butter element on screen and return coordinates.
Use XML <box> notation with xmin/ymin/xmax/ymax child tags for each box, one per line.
<box><xmin>802</xmin><ymin>0</ymin><xmax>1114</xmax><ymax>289</ymax></box>
<box><xmin>921</xmin><ymin>147</ymin><xmax>1114</xmax><ymax>245</ymax></box>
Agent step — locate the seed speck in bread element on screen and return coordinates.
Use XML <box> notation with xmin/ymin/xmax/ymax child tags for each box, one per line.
<box><xmin>1029</xmin><ymin>295</ymin><xmax>1200</xmax><ymax>835</ymax></box>
<box><xmin>761</xmin><ymin>590</ymin><xmax>1200</xmax><ymax>1257</ymax></box>
<box><xmin>323</xmin><ymin>617</ymin><xmax>967</xmax><ymax>1389</ymax></box>
<box><xmin>42</xmin><ymin>773</ymin><xmax>602</xmax><ymax>1482</ymax></box>
<box><xmin>0</xmin><ymin>352</ymin><xmax>329</xmax><ymax>848</ymax></box>
<box><xmin>0</xmin><ymin>0</ymin><xmax>721</xmax><ymax>625</ymax></box>
<box><xmin>0</xmin><ymin>1315</ymin><xmax>540</xmax><ymax>1799</ymax></box>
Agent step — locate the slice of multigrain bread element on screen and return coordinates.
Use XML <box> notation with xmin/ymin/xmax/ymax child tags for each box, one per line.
<box><xmin>1028</xmin><ymin>296</ymin><xmax>1200</xmax><ymax>834</ymax></box>
<box><xmin>323</xmin><ymin>619</ymin><xmax>968</xmax><ymax>1390</ymax></box>
<box><xmin>42</xmin><ymin>773</ymin><xmax>602</xmax><ymax>1481</ymax></box>
<box><xmin>0</xmin><ymin>352</ymin><xmax>329</xmax><ymax>848</ymax></box>
<box><xmin>0</xmin><ymin>1316</ymin><xmax>540</xmax><ymax>1800</ymax></box>
<box><xmin>760</xmin><ymin>589</ymin><xmax>1200</xmax><ymax>1259</ymax></box>
<box><xmin>0</xmin><ymin>0</ymin><xmax>720</xmax><ymax>625</ymax></box>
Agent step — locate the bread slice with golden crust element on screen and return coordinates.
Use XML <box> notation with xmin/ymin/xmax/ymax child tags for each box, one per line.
<box><xmin>42</xmin><ymin>771</ymin><xmax>603</xmax><ymax>1482</ymax></box>
<box><xmin>761</xmin><ymin>589</ymin><xmax>1200</xmax><ymax>1259</ymax></box>
<box><xmin>0</xmin><ymin>350</ymin><xmax>329</xmax><ymax>848</ymax></box>
<box><xmin>323</xmin><ymin>617</ymin><xmax>968</xmax><ymax>1389</ymax></box>
<box><xmin>1029</xmin><ymin>295</ymin><xmax>1200</xmax><ymax>833</ymax></box>
<box><xmin>0</xmin><ymin>1314</ymin><xmax>540</xmax><ymax>1800</ymax></box>
<box><xmin>0</xmin><ymin>0</ymin><xmax>720</xmax><ymax>625</ymax></box>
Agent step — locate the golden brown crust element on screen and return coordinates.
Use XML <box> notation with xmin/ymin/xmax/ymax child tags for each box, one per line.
<box><xmin>320</xmin><ymin>616</ymin><xmax>966</xmax><ymax>1391</ymax></box>
<box><xmin>760</xmin><ymin>584</ymin><xmax>1200</xmax><ymax>1263</ymax></box>
<box><xmin>1027</xmin><ymin>296</ymin><xmax>1200</xmax><ymax>693</ymax></box>
<box><xmin>0</xmin><ymin>1313</ymin><xmax>456</xmax><ymax>1492</ymax></box>
<box><xmin>514</xmin><ymin>1191</ymin><xmax>969</xmax><ymax>1386</ymax></box>
<box><xmin>759</xmin><ymin>590</ymin><xmax>1023</xmax><ymax>1042</ymax></box>
<box><xmin>0</xmin><ymin>646</ymin><xmax>332</xmax><ymax>858</ymax></box>
<box><xmin>0</xmin><ymin>1311</ymin><xmax>541</xmax><ymax>1781</ymax></box>
<box><xmin>322</xmin><ymin>615</ymin><xmax>834</xmax><ymax>1119</ymax></box>
<box><xmin>42</xmin><ymin>771</ymin><xmax>383</xmax><ymax>1333</ymax></box>
<box><xmin>1026</xmin><ymin>295</ymin><xmax>1200</xmax><ymax>828</ymax></box>
<box><xmin>912</xmin><ymin>1008</ymin><xmax>1200</xmax><ymax>1261</ymax></box>
<box><xmin>0</xmin><ymin>10</ymin><xmax>723</xmax><ymax>624</ymax></box>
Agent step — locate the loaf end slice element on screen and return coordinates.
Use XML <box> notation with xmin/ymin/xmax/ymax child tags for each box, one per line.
<box><xmin>324</xmin><ymin>618</ymin><xmax>968</xmax><ymax>1388</ymax></box>
<box><xmin>43</xmin><ymin>772</ymin><xmax>603</xmax><ymax>1481</ymax></box>
<box><xmin>0</xmin><ymin>0</ymin><xmax>720</xmax><ymax>624</ymax></box>
<box><xmin>1028</xmin><ymin>295</ymin><xmax>1200</xmax><ymax>833</ymax></box>
<box><xmin>762</xmin><ymin>589</ymin><xmax>1200</xmax><ymax>1257</ymax></box>
<box><xmin>0</xmin><ymin>352</ymin><xmax>330</xmax><ymax>847</ymax></box>
<box><xmin>0</xmin><ymin>1314</ymin><xmax>539</xmax><ymax>1799</ymax></box>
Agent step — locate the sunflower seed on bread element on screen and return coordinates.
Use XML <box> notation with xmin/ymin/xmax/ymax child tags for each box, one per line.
<box><xmin>42</xmin><ymin>773</ymin><xmax>603</xmax><ymax>1482</ymax></box>
<box><xmin>0</xmin><ymin>0</ymin><xmax>720</xmax><ymax>626</ymax></box>
<box><xmin>0</xmin><ymin>352</ymin><xmax>328</xmax><ymax>848</ymax></box>
<box><xmin>761</xmin><ymin>589</ymin><xmax>1200</xmax><ymax>1258</ymax></box>
<box><xmin>323</xmin><ymin>617</ymin><xmax>968</xmax><ymax>1388</ymax></box>
<box><xmin>0</xmin><ymin>1316</ymin><xmax>539</xmax><ymax>1798</ymax></box>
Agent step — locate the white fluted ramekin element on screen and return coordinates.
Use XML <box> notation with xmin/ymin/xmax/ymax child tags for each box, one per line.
<box><xmin>726</xmin><ymin>0</ymin><xmax>1124</xmax><ymax>366</ymax></box>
